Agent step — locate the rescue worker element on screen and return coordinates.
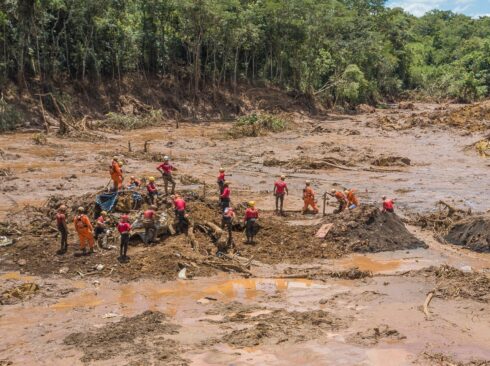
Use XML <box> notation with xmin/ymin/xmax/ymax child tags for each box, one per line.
<box><xmin>156</xmin><ymin>156</ymin><xmax>176</xmax><ymax>195</ymax></box>
<box><xmin>94</xmin><ymin>211</ymin><xmax>108</xmax><ymax>248</ymax></box>
<box><xmin>244</xmin><ymin>201</ymin><xmax>259</xmax><ymax>244</ymax></box>
<box><xmin>146</xmin><ymin>176</ymin><xmax>158</xmax><ymax>205</ymax></box>
<box><xmin>117</xmin><ymin>214</ymin><xmax>132</xmax><ymax>261</ymax></box>
<box><xmin>217</xmin><ymin>167</ymin><xmax>226</xmax><ymax>194</ymax></box>
<box><xmin>329</xmin><ymin>189</ymin><xmax>348</xmax><ymax>213</ymax></box>
<box><xmin>143</xmin><ymin>205</ymin><xmax>158</xmax><ymax>245</ymax></box>
<box><xmin>345</xmin><ymin>189</ymin><xmax>359</xmax><ymax>210</ymax></box>
<box><xmin>110</xmin><ymin>156</ymin><xmax>123</xmax><ymax>191</ymax></box>
<box><xmin>222</xmin><ymin>206</ymin><xmax>236</xmax><ymax>252</ymax></box>
<box><xmin>173</xmin><ymin>194</ymin><xmax>187</xmax><ymax>233</ymax></box>
<box><xmin>56</xmin><ymin>205</ymin><xmax>69</xmax><ymax>255</ymax></box>
<box><xmin>127</xmin><ymin>176</ymin><xmax>141</xmax><ymax>189</ymax></box>
<box><xmin>382</xmin><ymin>196</ymin><xmax>395</xmax><ymax>213</ymax></box>
<box><xmin>220</xmin><ymin>181</ymin><xmax>231</xmax><ymax>212</ymax></box>
<box><xmin>302</xmin><ymin>181</ymin><xmax>319</xmax><ymax>214</ymax></box>
<box><xmin>273</xmin><ymin>175</ymin><xmax>288</xmax><ymax>215</ymax></box>
<box><xmin>73</xmin><ymin>207</ymin><xmax>95</xmax><ymax>255</ymax></box>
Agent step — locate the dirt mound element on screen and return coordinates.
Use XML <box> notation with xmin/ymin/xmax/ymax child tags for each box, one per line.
<box><xmin>445</xmin><ymin>214</ymin><xmax>490</xmax><ymax>252</ymax></box>
<box><xmin>371</xmin><ymin>156</ymin><xmax>410</xmax><ymax>167</ymax></box>
<box><xmin>64</xmin><ymin>310</ymin><xmax>186</xmax><ymax>365</ymax></box>
<box><xmin>412</xmin><ymin>265</ymin><xmax>490</xmax><ymax>303</ymax></box>
<box><xmin>347</xmin><ymin>325</ymin><xmax>406</xmax><ymax>346</ymax></box>
<box><xmin>323</xmin><ymin>205</ymin><xmax>427</xmax><ymax>255</ymax></box>
<box><xmin>432</xmin><ymin>101</ymin><xmax>490</xmax><ymax>132</ymax></box>
<box><xmin>208</xmin><ymin>309</ymin><xmax>347</xmax><ymax>347</ymax></box>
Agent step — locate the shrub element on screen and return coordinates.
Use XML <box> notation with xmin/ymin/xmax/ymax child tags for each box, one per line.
<box><xmin>229</xmin><ymin>113</ymin><xmax>289</xmax><ymax>138</ymax></box>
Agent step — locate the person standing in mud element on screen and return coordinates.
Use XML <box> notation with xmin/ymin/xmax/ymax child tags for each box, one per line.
<box><xmin>117</xmin><ymin>214</ymin><xmax>132</xmax><ymax>261</ymax></box>
<box><xmin>273</xmin><ymin>175</ymin><xmax>288</xmax><ymax>215</ymax></box>
<box><xmin>94</xmin><ymin>211</ymin><xmax>109</xmax><ymax>249</ymax></box>
<box><xmin>172</xmin><ymin>194</ymin><xmax>187</xmax><ymax>233</ymax></box>
<box><xmin>217</xmin><ymin>167</ymin><xmax>226</xmax><ymax>194</ymax></box>
<box><xmin>302</xmin><ymin>181</ymin><xmax>319</xmax><ymax>214</ymax></box>
<box><xmin>382</xmin><ymin>196</ymin><xmax>395</xmax><ymax>213</ymax></box>
<box><xmin>110</xmin><ymin>156</ymin><xmax>123</xmax><ymax>191</ymax></box>
<box><xmin>220</xmin><ymin>181</ymin><xmax>231</xmax><ymax>212</ymax></box>
<box><xmin>222</xmin><ymin>206</ymin><xmax>236</xmax><ymax>252</ymax></box>
<box><xmin>244</xmin><ymin>201</ymin><xmax>259</xmax><ymax>244</ymax></box>
<box><xmin>142</xmin><ymin>205</ymin><xmax>158</xmax><ymax>245</ymax></box>
<box><xmin>56</xmin><ymin>205</ymin><xmax>69</xmax><ymax>255</ymax></box>
<box><xmin>73</xmin><ymin>207</ymin><xmax>95</xmax><ymax>255</ymax></box>
<box><xmin>156</xmin><ymin>156</ymin><xmax>176</xmax><ymax>195</ymax></box>
<box><xmin>146</xmin><ymin>176</ymin><xmax>158</xmax><ymax>205</ymax></box>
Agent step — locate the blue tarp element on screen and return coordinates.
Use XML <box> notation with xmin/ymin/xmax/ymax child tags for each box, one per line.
<box><xmin>96</xmin><ymin>192</ymin><xmax>118</xmax><ymax>212</ymax></box>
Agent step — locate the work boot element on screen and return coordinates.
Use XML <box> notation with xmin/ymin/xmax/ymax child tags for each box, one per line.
<box><xmin>82</xmin><ymin>248</ymin><xmax>87</xmax><ymax>256</ymax></box>
<box><xmin>88</xmin><ymin>247</ymin><xmax>94</xmax><ymax>255</ymax></box>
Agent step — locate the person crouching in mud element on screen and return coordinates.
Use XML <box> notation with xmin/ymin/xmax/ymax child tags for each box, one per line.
<box><xmin>117</xmin><ymin>214</ymin><xmax>132</xmax><ymax>262</ymax></box>
<box><xmin>244</xmin><ymin>201</ymin><xmax>259</xmax><ymax>244</ymax></box>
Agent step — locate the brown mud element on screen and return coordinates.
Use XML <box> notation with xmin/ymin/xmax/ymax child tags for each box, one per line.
<box><xmin>1</xmin><ymin>102</ymin><xmax>490</xmax><ymax>365</ymax></box>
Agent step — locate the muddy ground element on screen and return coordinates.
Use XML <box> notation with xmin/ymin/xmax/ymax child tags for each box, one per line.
<box><xmin>1</xmin><ymin>102</ymin><xmax>490</xmax><ymax>365</ymax></box>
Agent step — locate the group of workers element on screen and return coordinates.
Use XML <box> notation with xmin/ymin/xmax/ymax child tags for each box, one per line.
<box><xmin>56</xmin><ymin>155</ymin><xmax>395</xmax><ymax>260</ymax></box>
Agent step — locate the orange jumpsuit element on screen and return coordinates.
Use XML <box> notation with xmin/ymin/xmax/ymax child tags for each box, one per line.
<box><xmin>110</xmin><ymin>161</ymin><xmax>123</xmax><ymax>190</ymax></box>
<box><xmin>346</xmin><ymin>190</ymin><xmax>359</xmax><ymax>207</ymax></box>
<box><xmin>74</xmin><ymin>214</ymin><xmax>95</xmax><ymax>249</ymax></box>
<box><xmin>303</xmin><ymin>186</ymin><xmax>319</xmax><ymax>213</ymax></box>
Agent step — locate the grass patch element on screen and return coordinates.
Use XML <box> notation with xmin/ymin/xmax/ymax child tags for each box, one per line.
<box><xmin>228</xmin><ymin>113</ymin><xmax>289</xmax><ymax>138</ymax></box>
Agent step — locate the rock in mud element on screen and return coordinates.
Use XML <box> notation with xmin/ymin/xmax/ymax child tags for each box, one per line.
<box><xmin>445</xmin><ymin>214</ymin><xmax>490</xmax><ymax>252</ymax></box>
<box><xmin>324</xmin><ymin>205</ymin><xmax>427</xmax><ymax>254</ymax></box>
<box><xmin>347</xmin><ymin>324</ymin><xmax>406</xmax><ymax>346</ymax></box>
<box><xmin>63</xmin><ymin>310</ymin><xmax>185</xmax><ymax>364</ymax></box>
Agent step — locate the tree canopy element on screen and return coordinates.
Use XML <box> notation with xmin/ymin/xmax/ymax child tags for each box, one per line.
<box><xmin>1</xmin><ymin>0</ymin><xmax>490</xmax><ymax>105</ymax></box>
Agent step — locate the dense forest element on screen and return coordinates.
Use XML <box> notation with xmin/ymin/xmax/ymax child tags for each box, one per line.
<box><xmin>1</xmin><ymin>0</ymin><xmax>490</xmax><ymax>110</ymax></box>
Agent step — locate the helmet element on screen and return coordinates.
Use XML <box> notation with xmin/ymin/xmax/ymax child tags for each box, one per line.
<box><xmin>344</xmin><ymin>190</ymin><xmax>349</xmax><ymax>194</ymax></box>
<box><xmin>130</xmin><ymin>176</ymin><xmax>135</xmax><ymax>180</ymax></box>
<box><xmin>280</xmin><ymin>175</ymin><xmax>286</xmax><ymax>180</ymax></box>
<box><xmin>248</xmin><ymin>201</ymin><xmax>256</xmax><ymax>207</ymax></box>
<box><xmin>118</xmin><ymin>161</ymin><xmax>124</xmax><ymax>166</ymax></box>
<box><xmin>150</xmin><ymin>205</ymin><xmax>157</xmax><ymax>210</ymax></box>
<box><xmin>101</xmin><ymin>211</ymin><xmax>108</xmax><ymax>216</ymax></box>
<box><xmin>163</xmin><ymin>156</ymin><xmax>169</xmax><ymax>161</ymax></box>
<box><xmin>382</xmin><ymin>195</ymin><xmax>387</xmax><ymax>200</ymax></box>
<box><xmin>58</xmin><ymin>205</ymin><xmax>67</xmax><ymax>212</ymax></box>
<box><xmin>149</xmin><ymin>176</ymin><xmax>155</xmax><ymax>182</ymax></box>
<box><xmin>77</xmin><ymin>207</ymin><xmax>84</xmax><ymax>212</ymax></box>
<box><xmin>224</xmin><ymin>181</ymin><xmax>230</xmax><ymax>187</ymax></box>
<box><xmin>305</xmin><ymin>180</ymin><xmax>311</xmax><ymax>185</ymax></box>
<box><xmin>113</xmin><ymin>156</ymin><xmax>118</xmax><ymax>160</ymax></box>
<box><xmin>219</xmin><ymin>167</ymin><xmax>225</xmax><ymax>172</ymax></box>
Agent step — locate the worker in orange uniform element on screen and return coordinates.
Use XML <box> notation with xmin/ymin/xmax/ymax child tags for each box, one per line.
<box><xmin>110</xmin><ymin>156</ymin><xmax>123</xmax><ymax>191</ymax></box>
<box><xmin>345</xmin><ymin>189</ymin><xmax>359</xmax><ymax>209</ymax></box>
<box><xmin>382</xmin><ymin>196</ymin><xmax>395</xmax><ymax>213</ymax></box>
<box><xmin>329</xmin><ymin>189</ymin><xmax>348</xmax><ymax>213</ymax></box>
<box><xmin>244</xmin><ymin>201</ymin><xmax>259</xmax><ymax>244</ymax></box>
<box><xmin>302</xmin><ymin>181</ymin><xmax>319</xmax><ymax>214</ymax></box>
<box><xmin>73</xmin><ymin>207</ymin><xmax>95</xmax><ymax>255</ymax></box>
<box><xmin>217</xmin><ymin>167</ymin><xmax>226</xmax><ymax>194</ymax></box>
<box><xmin>273</xmin><ymin>175</ymin><xmax>288</xmax><ymax>215</ymax></box>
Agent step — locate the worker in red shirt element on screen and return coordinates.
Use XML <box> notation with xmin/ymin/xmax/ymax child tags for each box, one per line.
<box><xmin>302</xmin><ymin>181</ymin><xmax>319</xmax><ymax>214</ymax></box>
<box><xmin>329</xmin><ymin>189</ymin><xmax>348</xmax><ymax>213</ymax></box>
<box><xmin>173</xmin><ymin>194</ymin><xmax>187</xmax><ymax>233</ymax></box>
<box><xmin>73</xmin><ymin>207</ymin><xmax>95</xmax><ymax>255</ymax></box>
<box><xmin>156</xmin><ymin>156</ymin><xmax>176</xmax><ymax>195</ymax></box>
<box><xmin>217</xmin><ymin>167</ymin><xmax>226</xmax><ymax>194</ymax></box>
<box><xmin>273</xmin><ymin>175</ymin><xmax>288</xmax><ymax>215</ymax></box>
<box><xmin>146</xmin><ymin>176</ymin><xmax>158</xmax><ymax>205</ymax></box>
<box><xmin>56</xmin><ymin>205</ymin><xmax>69</xmax><ymax>255</ymax></box>
<box><xmin>220</xmin><ymin>181</ymin><xmax>231</xmax><ymax>212</ymax></box>
<box><xmin>143</xmin><ymin>205</ymin><xmax>158</xmax><ymax>245</ymax></box>
<box><xmin>94</xmin><ymin>211</ymin><xmax>109</xmax><ymax>249</ymax></box>
<box><xmin>244</xmin><ymin>201</ymin><xmax>259</xmax><ymax>244</ymax></box>
<box><xmin>110</xmin><ymin>156</ymin><xmax>123</xmax><ymax>191</ymax></box>
<box><xmin>382</xmin><ymin>196</ymin><xmax>395</xmax><ymax>213</ymax></box>
<box><xmin>117</xmin><ymin>214</ymin><xmax>132</xmax><ymax>261</ymax></box>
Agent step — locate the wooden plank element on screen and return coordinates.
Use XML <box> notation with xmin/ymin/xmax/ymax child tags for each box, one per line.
<box><xmin>315</xmin><ymin>223</ymin><xmax>333</xmax><ymax>238</ymax></box>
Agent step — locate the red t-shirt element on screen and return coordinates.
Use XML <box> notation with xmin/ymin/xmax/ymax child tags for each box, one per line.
<box><xmin>56</xmin><ymin>213</ymin><xmax>66</xmax><ymax>226</ymax></box>
<box><xmin>117</xmin><ymin>222</ymin><xmax>131</xmax><ymax>233</ymax></box>
<box><xmin>147</xmin><ymin>183</ymin><xmax>158</xmax><ymax>193</ymax></box>
<box><xmin>174</xmin><ymin>198</ymin><xmax>186</xmax><ymax>211</ymax></box>
<box><xmin>221</xmin><ymin>187</ymin><xmax>230</xmax><ymax>199</ymax></box>
<box><xmin>217</xmin><ymin>172</ymin><xmax>225</xmax><ymax>181</ymax></box>
<box><xmin>143</xmin><ymin>210</ymin><xmax>155</xmax><ymax>219</ymax></box>
<box><xmin>157</xmin><ymin>163</ymin><xmax>174</xmax><ymax>174</ymax></box>
<box><xmin>383</xmin><ymin>199</ymin><xmax>394</xmax><ymax>210</ymax></box>
<box><xmin>274</xmin><ymin>181</ymin><xmax>287</xmax><ymax>195</ymax></box>
<box><xmin>244</xmin><ymin>208</ymin><xmax>259</xmax><ymax>220</ymax></box>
